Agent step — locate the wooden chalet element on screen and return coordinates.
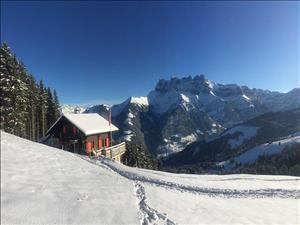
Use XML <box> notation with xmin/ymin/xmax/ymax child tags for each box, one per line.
<box><xmin>46</xmin><ymin>113</ymin><xmax>126</xmax><ymax>162</ymax></box>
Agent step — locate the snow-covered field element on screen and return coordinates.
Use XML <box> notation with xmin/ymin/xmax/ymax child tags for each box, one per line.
<box><xmin>1</xmin><ymin>131</ymin><xmax>300</xmax><ymax>225</ymax></box>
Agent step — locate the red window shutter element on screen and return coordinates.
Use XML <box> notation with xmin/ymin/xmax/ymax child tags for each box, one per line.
<box><xmin>106</xmin><ymin>137</ymin><xmax>110</xmax><ymax>147</ymax></box>
<box><xmin>73</xmin><ymin>126</ymin><xmax>77</xmax><ymax>134</ymax></box>
<box><xmin>85</xmin><ymin>141</ymin><xmax>92</xmax><ymax>153</ymax></box>
<box><xmin>63</xmin><ymin>126</ymin><xmax>66</xmax><ymax>134</ymax></box>
<box><xmin>98</xmin><ymin>137</ymin><xmax>102</xmax><ymax>149</ymax></box>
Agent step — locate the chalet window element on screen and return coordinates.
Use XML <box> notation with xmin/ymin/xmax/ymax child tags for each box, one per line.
<box><xmin>63</xmin><ymin>126</ymin><xmax>66</xmax><ymax>134</ymax></box>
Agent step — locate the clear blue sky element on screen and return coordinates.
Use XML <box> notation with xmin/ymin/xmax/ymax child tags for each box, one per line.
<box><xmin>1</xmin><ymin>1</ymin><xmax>299</xmax><ymax>106</ymax></box>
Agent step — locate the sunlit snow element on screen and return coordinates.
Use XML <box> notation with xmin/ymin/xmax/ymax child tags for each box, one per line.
<box><xmin>1</xmin><ymin>131</ymin><xmax>299</xmax><ymax>225</ymax></box>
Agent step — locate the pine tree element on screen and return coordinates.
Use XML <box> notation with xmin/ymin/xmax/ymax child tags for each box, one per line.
<box><xmin>13</xmin><ymin>58</ymin><xmax>29</xmax><ymax>137</ymax></box>
<box><xmin>0</xmin><ymin>43</ymin><xmax>29</xmax><ymax>137</ymax></box>
<box><xmin>46</xmin><ymin>87</ymin><xmax>57</xmax><ymax>130</ymax></box>
<box><xmin>0</xmin><ymin>43</ymin><xmax>61</xmax><ymax>141</ymax></box>
<box><xmin>26</xmin><ymin>75</ymin><xmax>38</xmax><ymax>141</ymax></box>
<box><xmin>36</xmin><ymin>80</ymin><xmax>48</xmax><ymax>139</ymax></box>
<box><xmin>53</xmin><ymin>89</ymin><xmax>60</xmax><ymax>119</ymax></box>
<box><xmin>0</xmin><ymin>43</ymin><xmax>15</xmax><ymax>133</ymax></box>
<box><xmin>123</xmin><ymin>142</ymin><xmax>158</xmax><ymax>169</ymax></box>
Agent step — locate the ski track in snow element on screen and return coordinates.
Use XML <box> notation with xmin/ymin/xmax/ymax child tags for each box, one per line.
<box><xmin>134</xmin><ymin>181</ymin><xmax>176</xmax><ymax>225</ymax></box>
<box><xmin>78</xmin><ymin>156</ymin><xmax>177</xmax><ymax>224</ymax></box>
<box><xmin>80</xmin><ymin>156</ymin><xmax>300</xmax><ymax>200</ymax></box>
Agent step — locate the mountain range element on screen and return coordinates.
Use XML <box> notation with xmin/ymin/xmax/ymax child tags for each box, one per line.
<box><xmin>62</xmin><ymin>75</ymin><xmax>300</xmax><ymax>159</ymax></box>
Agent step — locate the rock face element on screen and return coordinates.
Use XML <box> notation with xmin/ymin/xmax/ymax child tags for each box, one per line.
<box><xmin>80</xmin><ymin>75</ymin><xmax>300</xmax><ymax>157</ymax></box>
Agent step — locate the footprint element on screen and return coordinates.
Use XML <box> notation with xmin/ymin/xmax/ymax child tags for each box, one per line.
<box><xmin>77</xmin><ymin>193</ymin><xmax>89</xmax><ymax>201</ymax></box>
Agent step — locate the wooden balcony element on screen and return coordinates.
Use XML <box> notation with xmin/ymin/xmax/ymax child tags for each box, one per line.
<box><xmin>96</xmin><ymin>142</ymin><xmax>126</xmax><ymax>161</ymax></box>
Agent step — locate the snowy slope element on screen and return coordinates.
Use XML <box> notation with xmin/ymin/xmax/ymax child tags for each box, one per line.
<box><xmin>218</xmin><ymin>132</ymin><xmax>300</xmax><ymax>171</ymax></box>
<box><xmin>2</xmin><ymin>131</ymin><xmax>300</xmax><ymax>225</ymax></box>
<box><xmin>112</xmin><ymin>96</ymin><xmax>149</xmax><ymax>117</ymax></box>
<box><xmin>1</xmin><ymin>131</ymin><xmax>139</xmax><ymax>224</ymax></box>
<box><xmin>221</xmin><ymin>125</ymin><xmax>258</xmax><ymax>148</ymax></box>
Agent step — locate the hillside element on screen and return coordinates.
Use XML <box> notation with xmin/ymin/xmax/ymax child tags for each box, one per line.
<box><xmin>1</xmin><ymin>131</ymin><xmax>300</xmax><ymax>224</ymax></box>
<box><xmin>164</xmin><ymin>108</ymin><xmax>300</xmax><ymax>168</ymax></box>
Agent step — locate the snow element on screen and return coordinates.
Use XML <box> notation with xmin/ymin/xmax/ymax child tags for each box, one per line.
<box><xmin>1</xmin><ymin>131</ymin><xmax>139</xmax><ymax>224</ymax></box>
<box><xmin>209</xmin><ymin>90</ymin><xmax>216</xmax><ymax>96</ymax></box>
<box><xmin>95</xmin><ymin>156</ymin><xmax>300</xmax><ymax>224</ymax></box>
<box><xmin>129</xmin><ymin>96</ymin><xmax>149</xmax><ymax>106</ymax></box>
<box><xmin>242</xmin><ymin>94</ymin><xmax>251</xmax><ymax>101</ymax></box>
<box><xmin>148</xmin><ymin>90</ymin><xmax>180</xmax><ymax>114</ymax></box>
<box><xmin>158</xmin><ymin>133</ymin><xmax>198</xmax><ymax>156</ymax></box>
<box><xmin>124</xmin><ymin>112</ymin><xmax>135</xmax><ymax>126</ymax></box>
<box><xmin>61</xmin><ymin>104</ymin><xmax>85</xmax><ymax>114</ymax></box>
<box><xmin>112</xmin><ymin>96</ymin><xmax>148</xmax><ymax>117</ymax></box>
<box><xmin>112</xmin><ymin>99</ymin><xmax>130</xmax><ymax>117</ymax></box>
<box><xmin>2</xmin><ymin>131</ymin><xmax>300</xmax><ymax>225</ymax></box>
<box><xmin>180</xmin><ymin>93</ymin><xmax>190</xmax><ymax>103</ymax></box>
<box><xmin>206</xmin><ymin>79</ymin><xmax>215</xmax><ymax>89</ymax></box>
<box><xmin>222</xmin><ymin>126</ymin><xmax>258</xmax><ymax>148</ymax></box>
<box><xmin>123</xmin><ymin>130</ymin><xmax>134</xmax><ymax>141</ymax></box>
<box><xmin>128</xmin><ymin>112</ymin><xmax>135</xmax><ymax>118</ymax></box>
<box><xmin>219</xmin><ymin>132</ymin><xmax>300</xmax><ymax>170</ymax></box>
<box><xmin>48</xmin><ymin>113</ymin><xmax>118</xmax><ymax>136</ymax></box>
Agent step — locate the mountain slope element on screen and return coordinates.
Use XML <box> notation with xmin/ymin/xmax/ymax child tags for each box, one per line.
<box><xmin>164</xmin><ymin>108</ymin><xmax>300</xmax><ymax>167</ymax></box>
<box><xmin>217</xmin><ymin>132</ymin><xmax>300</xmax><ymax>171</ymax></box>
<box><xmin>1</xmin><ymin>131</ymin><xmax>300</xmax><ymax>224</ymax></box>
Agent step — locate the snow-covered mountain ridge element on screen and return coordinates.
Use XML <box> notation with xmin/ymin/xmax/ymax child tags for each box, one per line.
<box><xmin>2</xmin><ymin>131</ymin><xmax>300</xmax><ymax>224</ymax></box>
<box><xmin>61</xmin><ymin>75</ymin><xmax>299</xmax><ymax>157</ymax></box>
<box><xmin>60</xmin><ymin>104</ymin><xmax>86</xmax><ymax>114</ymax></box>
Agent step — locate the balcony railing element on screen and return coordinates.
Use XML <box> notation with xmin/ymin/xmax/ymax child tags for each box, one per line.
<box><xmin>96</xmin><ymin>142</ymin><xmax>126</xmax><ymax>159</ymax></box>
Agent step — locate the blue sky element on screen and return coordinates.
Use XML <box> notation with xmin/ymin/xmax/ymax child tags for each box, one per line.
<box><xmin>1</xmin><ymin>1</ymin><xmax>299</xmax><ymax>106</ymax></box>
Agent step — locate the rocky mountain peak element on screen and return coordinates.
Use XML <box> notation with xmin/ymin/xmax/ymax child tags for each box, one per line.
<box><xmin>155</xmin><ymin>74</ymin><xmax>214</xmax><ymax>94</ymax></box>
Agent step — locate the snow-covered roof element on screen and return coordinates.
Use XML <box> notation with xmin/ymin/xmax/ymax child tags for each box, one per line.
<box><xmin>47</xmin><ymin>113</ymin><xmax>118</xmax><ymax>136</ymax></box>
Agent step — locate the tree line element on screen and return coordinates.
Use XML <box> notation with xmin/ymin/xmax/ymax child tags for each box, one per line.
<box><xmin>122</xmin><ymin>142</ymin><xmax>159</xmax><ymax>170</ymax></box>
<box><xmin>0</xmin><ymin>43</ymin><xmax>60</xmax><ymax>141</ymax></box>
<box><xmin>232</xmin><ymin>143</ymin><xmax>300</xmax><ymax>176</ymax></box>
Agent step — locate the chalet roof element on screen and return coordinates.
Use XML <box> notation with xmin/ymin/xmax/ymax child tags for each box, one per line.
<box><xmin>47</xmin><ymin>113</ymin><xmax>119</xmax><ymax>136</ymax></box>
